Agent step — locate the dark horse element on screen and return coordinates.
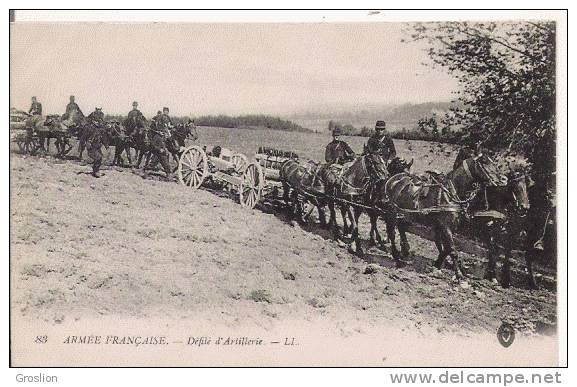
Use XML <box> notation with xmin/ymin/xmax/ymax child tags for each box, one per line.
<box><xmin>165</xmin><ymin>119</ymin><xmax>199</xmax><ymax>166</ymax></box>
<box><xmin>106</xmin><ymin>120</ymin><xmax>134</xmax><ymax>166</ymax></box>
<box><xmin>279</xmin><ymin>159</ymin><xmax>334</xmax><ymax>230</ymax></box>
<box><xmin>123</xmin><ymin>114</ymin><xmax>150</xmax><ymax>168</ymax></box>
<box><xmin>382</xmin><ymin>154</ymin><xmax>505</xmax><ymax>278</ymax></box>
<box><xmin>36</xmin><ymin>115</ymin><xmax>74</xmax><ymax>157</ymax></box>
<box><xmin>468</xmin><ymin>158</ymin><xmax>531</xmax><ymax>287</ymax></box>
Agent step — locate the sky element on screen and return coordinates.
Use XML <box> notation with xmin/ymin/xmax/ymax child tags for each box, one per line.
<box><xmin>10</xmin><ymin>23</ymin><xmax>460</xmax><ymax>117</ymax></box>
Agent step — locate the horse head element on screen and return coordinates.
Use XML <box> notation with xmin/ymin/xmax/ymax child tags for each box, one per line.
<box><xmin>388</xmin><ymin>157</ymin><xmax>413</xmax><ymax>175</ymax></box>
<box><xmin>494</xmin><ymin>154</ymin><xmax>532</xmax><ymax>216</ymax></box>
<box><xmin>466</xmin><ymin>153</ymin><xmax>507</xmax><ymax>187</ymax></box>
<box><xmin>185</xmin><ymin>119</ymin><xmax>199</xmax><ymax>142</ymax></box>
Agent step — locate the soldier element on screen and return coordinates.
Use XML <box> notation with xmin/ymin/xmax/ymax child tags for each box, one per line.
<box><xmin>127</xmin><ymin>101</ymin><xmax>145</xmax><ymax>122</ymax></box>
<box><xmin>26</xmin><ymin>97</ymin><xmax>43</xmax><ymax>136</ymax></box>
<box><xmin>86</xmin><ymin>122</ymin><xmax>109</xmax><ymax>178</ymax></box>
<box><xmin>64</xmin><ymin>95</ymin><xmax>83</xmax><ymax>119</ymax></box>
<box><xmin>147</xmin><ymin>107</ymin><xmax>173</xmax><ymax>180</ymax></box>
<box><xmin>366</xmin><ymin>120</ymin><xmax>396</xmax><ymax>161</ymax></box>
<box><xmin>325</xmin><ymin>126</ymin><xmax>355</xmax><ymax>165</ymax></box>
<box><xmin>84</xmin><ymin>107</ymin><xmax>108</xmax><ymax>177</ymax></box>
<box><xmin>151</xmin><ymin>110</ymin><xmax>162</xmax><ymax>125</ymax></box>
<box><xmin>28</xmin><ymin>96</ymin><xmax>42</xmax><ymax>116</ymax></box>
<box><xmin>87</xmin><ymin>107</ymin><xmax>105</xmax><ymax>124</ymax></box>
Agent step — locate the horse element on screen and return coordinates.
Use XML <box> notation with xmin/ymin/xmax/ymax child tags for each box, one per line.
<box><xmin>345</xmin><ymin>157</ymin><xmax>414</xmax><ymax>254</ymax></box>
<box><xmin>41</xmin><ymin>115</ymin><xmax>74</xmax><ymax>157</ymax></box>
<box><xmin>165</xmin><ymin>120</ymin><xmax>199</xmax><ymax>166</ymax></box>
<box><xmin>105</xmin><ymin>120</ymin><xmax>134</xmax><ymax>166</ymax></box>
<box><xmin>382</xmin><ymin>154</ymin><xmax>505</xmax><ymax>278</ymax></box>
<box><xmin>123</xmin><ymin>114</ymin><xmax>149</xmax><ymax>166</ymax></box>
<box><xmin>465</xmin><ymin>155</ymin><xmax>532</xmax><ymax>287</ymax></box>
<box><xmin>323</xmin><ymin>146</ymin><xmax>392</xmax><ymax>256</ymax></box>
<box><xmin>279</xmin><ymin>159</ymin><xmax>333</xmax><ymax>229</ymax></box>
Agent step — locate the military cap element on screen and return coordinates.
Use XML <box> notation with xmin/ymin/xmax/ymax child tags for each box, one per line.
<box><xmin>375</xmin><ymin>120</ymin><xmax>386</xmax><ymax>131</ymax></box>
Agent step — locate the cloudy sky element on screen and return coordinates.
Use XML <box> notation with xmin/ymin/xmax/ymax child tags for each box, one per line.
<box><xmin>10</xmin><ymin>22</ymin><xmax>459</xmax><ymax>117</ymax></box>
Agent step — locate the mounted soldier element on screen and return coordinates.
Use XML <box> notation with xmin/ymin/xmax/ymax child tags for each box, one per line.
<box><xmin>325</xmin><ymin>126</ymin><xmax>355</xmax><ymax>165</ymax></box>
<box><xmin>366</xmin><ymin>120</ymin><xmax>396</xmax><ymax>160</ymax></box>
<box><xmin>28</xmin><ymin>96</ymin><xmax>42</xmax><ymax>116</ymax></box>
<box><xmin>26</xmin><ymin>96</ymin><xmax>44</xmax><ymax>137</ymax></box>
<box><xmin>127</xmin><ymin>101</ymin><xmax>145</xmax><ymax>124</ymax></box>
<box><xmin>62</xmin><ymin>95</ymin><xmax>84</xmax><ymax>127</ymax></box>
<box><xmin>364</xmin><ymin>120</ymin><xmax>395</xmax><ymax>180</ymax></box>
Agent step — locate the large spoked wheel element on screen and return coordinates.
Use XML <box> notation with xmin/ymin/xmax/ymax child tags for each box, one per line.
<box><xmin>231</xmin><ymin>153</ymin><xmax>248</xmax><ymax>174</ymax></box>
<box><xmin>239</xmin><ymin>162</ymin><xmax>265</xmax><ymax>209</ymax></box>
<box><xmin>178</xmin><ymin>145</ymin><xmax>208</xmax><ymax>189</ymax></box>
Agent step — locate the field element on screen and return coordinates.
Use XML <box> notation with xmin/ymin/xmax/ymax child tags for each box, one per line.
<box><xmin>10</xmin><ymin>127</ymin><xmax>558</xmax><ymax>366</ymax></box>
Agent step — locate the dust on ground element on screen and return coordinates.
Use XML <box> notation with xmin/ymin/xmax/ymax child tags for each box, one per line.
<box><xmin>10</xmin><ymin>151</ymin><xmax>557</xmax><ymax>342</ymax></box>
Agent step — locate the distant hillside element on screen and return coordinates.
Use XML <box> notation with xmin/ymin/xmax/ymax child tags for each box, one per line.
<box><xmin>286</xmin><ymin>101</ymin><xmax>458</xmax><ymax>133</ymax></box>
<box><xmin>193</xmin><ymin>114</ymin><xmax>312</xmax><ymax>132</ymax></box>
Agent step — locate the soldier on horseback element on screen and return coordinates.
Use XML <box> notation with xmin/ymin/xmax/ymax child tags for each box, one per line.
<box><xmin>366</xmin><ymin>120</ymin><xmax>396</xmax><ymax>160</ymax></box>
<box><xmin>26</xmin><ymin>96</ymin><xmax>43</xmax><ymax>137</ymax></box>
<box><xmin>127</xmin><ymin>101</ymin><xmax>145</xmax><ymax>123</ymax></box>
<box><xmin>28</xmin><ymin>96</ymin><xmax>42</xmax><ymax>116</ymax></box>
<box><xmin>325</xmin><ymin>126</ymin><xmax>355</xmax><ymax>165</ymax></box>
<box><xmin>365</xmin><ymin>120</ymin><xmax>396</xmax><ymax>180</ymax></box>
<box><xmin>63</xmin><ymin>95</ymin><xmax>83</xmax><ymax>121</ymax></box>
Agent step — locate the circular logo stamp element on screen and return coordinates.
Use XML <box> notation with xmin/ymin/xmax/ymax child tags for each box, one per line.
<box><xmin>497</xmin><ymin>322</ymin><xmax>516</xmax><ymax>347</ymax></box>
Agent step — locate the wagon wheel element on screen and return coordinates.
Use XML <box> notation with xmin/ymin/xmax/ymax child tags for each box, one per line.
<box><xmin>239</xmin><ymin>162</ymin><xmax>265</xmax><ymax>209</ymax></box>
<box><xmin>178</xmin><ymin>145</ymin><xmax>208</xmax><ymax>189</ymax></box>
<box><xmin>231</xmin><ymin>153</ymin><xmax>248</xmax><ymax>174</ymax></box>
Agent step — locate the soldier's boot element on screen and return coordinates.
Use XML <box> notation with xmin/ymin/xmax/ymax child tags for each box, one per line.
<box><xmin>92</xmin><ymin>158</ymin><xmax>102</xmax><ymax>178</ymax></box>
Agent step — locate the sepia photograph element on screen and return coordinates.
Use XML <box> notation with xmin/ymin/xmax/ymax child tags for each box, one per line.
<box><xmin>8</xmin><ymin>9</ymin><xmax>566</xmax><ymax>368</ymax></box>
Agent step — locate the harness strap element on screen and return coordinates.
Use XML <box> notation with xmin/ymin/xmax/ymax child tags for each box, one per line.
<box><xmin>462</xmin><ymin>159</ymin><xmax>473</xmax><ymax>180</ymax></box>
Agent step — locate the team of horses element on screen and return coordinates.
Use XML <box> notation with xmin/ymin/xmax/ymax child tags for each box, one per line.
<box><xmin>279</xmin><ymin>144</ymin><xmax>537</xmax><ymax>289</ymax></box>
<box><xmin>19</xmin><ymin>111</ymin><xmax>198</xmax><ymax>171</ymax></box>
<box><xmin>16</xmin><ymin>114</ymin><xmax>540</xmax><ymax>289</ymax></box>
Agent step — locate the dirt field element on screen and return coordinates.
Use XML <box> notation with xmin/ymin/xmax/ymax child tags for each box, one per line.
<box><xmin>9</xmin><ymin>131</ymin><xmax>558</xmax><ymax>366</ymax></box>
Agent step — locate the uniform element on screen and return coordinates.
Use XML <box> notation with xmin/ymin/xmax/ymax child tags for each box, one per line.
<box><xmin>366</xmin><ymin>131</ymin><xmax>396</xmax><ymax>160</ymax></box>
<box><xmin>65</xmin><ymin>102</ymin><xmax>83</xmax><ymax>118</ymax></box>
<box><xmin>127</xmin><ymin>108</ymin><xmax>145</xmax><ymax>122</ymax></box>
<box><xmin>86</xmin><ymin>109</ymin><xmax>106</xmax><ymax>177</ymax></box>
<box><xmin>365</xmin><ymin>121</ymin><xmax>395</xmax><ymax>179</ymax></box>
<box><xmin>148</xmin><ymin>111</ymin><xmax>173</xmax><ymax>177</ymax></box>
<box><xmin>325</xmin><ymin>139</ymin><xmax>354</xmax><ymax>165</ymax></box>
<box><xmin>29</xmin><ymin>101</ymin><xmax>42</xmax><ymax>116</ymax></box>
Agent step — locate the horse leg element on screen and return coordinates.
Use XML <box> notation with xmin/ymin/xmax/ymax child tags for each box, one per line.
<box><xmin>369</xmin><ymin>210</ymin><xmax>389</xmax><ymax>249</ymax></box>
<box><xmin>328</xmin><ymin>200</ymin><xmax>342</xmax><ymax>242</ymax></box>
<box><xmin>347</xmin><ymin>206</ymin><xmax>364</xmax><ymax>257</ymax></box>
<box><xmin>125</xmin><ymin>145</ymin><xmax>133</xmax><ymax>167</ymax></box>
<box><xmin>439</xmin><ymin>223</ymin><xmax>465</xmax><ymax>280</ymax></box>
<box><xmin>399</xmin><ymin>219</ymin><xmax>411</xmax><ymax>258</ymax></box>
<box><xmin>525</xmin><ymin>250</ymin><xmax>539</xmax><ymax>290</ymax></box>
<box><xmin>316</xmin><ymin>200</ymin><xmax>327</xmax><ymax>227</ymax></box>
<box><xmin>432</xmin><ymin>225</ymin><xmax>446</xmax><ymax>269</ymax></box>
<box><xmin>482</xmin><ymin>226</ymin><xmax>498</xmax><ymax>283</ymax></box>
<box><xmin>385</xmin><ymin>216</ymin><xmax>402</xmax><ymax>265</ymax></box>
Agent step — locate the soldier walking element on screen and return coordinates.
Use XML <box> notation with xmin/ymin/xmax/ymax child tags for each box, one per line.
<box><xmin>86</xmin><ymin>107</ymin><xmax>108</xmax><ymax>178</ymax></box>
<box><xmin>147</xmin><ymin>107</ymin><xmax>174</xmax><ymax>180</ymax></box>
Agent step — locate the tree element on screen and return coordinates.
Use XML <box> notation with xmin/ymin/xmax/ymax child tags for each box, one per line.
<box><xmin>404</xmin><ymin>21</ymin><xmax>556</xmax><ymax>175</ymax></box>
